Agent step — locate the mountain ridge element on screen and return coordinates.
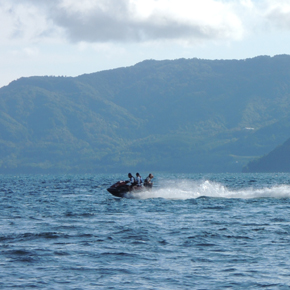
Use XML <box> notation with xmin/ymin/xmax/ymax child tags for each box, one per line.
<box><xmin>1</xmin><ymin>55</ymin><xmax>290</xmax><ymax>173</ymax></box>
<box><xmin>243</xmin><ymin>137</ymin><xmax>290</xmax><ymax>172</ymax></box>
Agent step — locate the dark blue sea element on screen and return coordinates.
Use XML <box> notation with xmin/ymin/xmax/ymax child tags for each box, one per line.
<box><xmin>1</xmin><ymin>173</ymin><xmax>290</xmax><ymax>289</ymax></box>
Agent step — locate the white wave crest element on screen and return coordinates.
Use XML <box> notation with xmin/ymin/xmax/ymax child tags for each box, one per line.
<box><xmin>129</xmin><ymin>180</ymin><xmax>290</xmax><ymax>200</ymax></box>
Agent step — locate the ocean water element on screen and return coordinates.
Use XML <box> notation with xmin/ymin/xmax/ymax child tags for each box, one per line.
<box><xmin>1</xmin><ymin>173</ymin><xmax>290</xmax><ymax>289</ymax></box>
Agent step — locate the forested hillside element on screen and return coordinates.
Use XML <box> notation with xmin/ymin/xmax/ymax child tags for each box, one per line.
<box><xmin>1</xmin><ymin>55</ymin><xmax>290</xmax><ymax>173</ymax></box>
<box><xmin>243</xmin><ymin>137</ymin><xmax>290</xmax><ymax>172</ymax></box>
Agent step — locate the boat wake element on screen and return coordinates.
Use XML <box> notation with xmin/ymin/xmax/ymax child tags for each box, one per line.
<box><xmin>128</xmin><ymin>179</ymin><xmax>290</xmax><ymax>200</ymax></box>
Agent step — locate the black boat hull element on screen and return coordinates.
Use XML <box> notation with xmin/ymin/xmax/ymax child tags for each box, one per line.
<box><xmin>107</xmin><ymin>181</ymin><xmax>153</xmax><ymax>198</ymax></box>
<box><xmin>107</xmin><ymin>185</ymin><xmax>129</xmax><ymax>198</ymax></box>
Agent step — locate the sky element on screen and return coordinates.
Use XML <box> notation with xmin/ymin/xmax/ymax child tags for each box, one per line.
<box><xmin>1</xmin><ymin>0</ymin><xmax>290</xmax><ymax>88</ymax></box>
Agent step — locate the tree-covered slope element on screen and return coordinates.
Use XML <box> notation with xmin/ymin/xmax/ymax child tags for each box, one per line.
<box><xmin>243</xmin><ymin>137</ymin><xmax>290</xmax><ymax>172</ymax></box>
<box><xmin>1</xmin><ymin>55</ymin><xmax>290</xmax><ymax>173</ymax></box>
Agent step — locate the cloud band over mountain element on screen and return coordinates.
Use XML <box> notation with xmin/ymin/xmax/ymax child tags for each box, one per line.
<box><xmin>2</xmin><ymin>0</ymin><xmax>290</xmax><ymax>44</ymax></box>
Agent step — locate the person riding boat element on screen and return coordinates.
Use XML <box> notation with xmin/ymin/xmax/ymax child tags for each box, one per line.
<box><xmin>144</xmin><ymin>173</ymin><xmax>154</xmax><ymax>187</ymax></box>
<box><xmin>136</xmin><ymin>173</ymin><xmax>143</xmax><ymax>187</ymax></box>
<box><xmin>126</xmin><ymin>173</ymin><xmax>137</xmax><ymax>189</ymax></box>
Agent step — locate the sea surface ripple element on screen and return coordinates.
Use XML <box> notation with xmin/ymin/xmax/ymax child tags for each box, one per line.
<box><xmin>1</xmin><ymin>173</ymin><xmax>290</xmax><ymax>289</ymax></box>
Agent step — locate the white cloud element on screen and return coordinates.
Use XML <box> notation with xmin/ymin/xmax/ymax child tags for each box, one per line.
<box><xmin>0</xmin><ymin>0</ymin><xmax>62</xmax><ymax>45</ymax></box>
<box><xmin>0</xmin><ymin>0</ymin><xmax>248</xmax><ymax>44</ymax></box>
<box><xmin>2</xmin><ymin>0</ymin><xmax>290</xmax><ymax>89</ymax></box>
<box><xmin>264</xmin><ymin>0</ymin><xmax>290</xmax><ymax>30</ymax></box>
<box><xmin>2</xmin><ymin>0</ymin><xmax>290</xmax><ymax>45</ymax></box>
<box><xmin>50</xmin><ymin>0</ymin><xmax>246</xmax><ymax>43</ymax></box>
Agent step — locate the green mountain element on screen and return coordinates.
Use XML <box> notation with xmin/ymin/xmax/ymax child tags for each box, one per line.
<box><xmin>1</xmin><ymin>55</ymin><xmax>290</xmax><ymax>174</ymax></box>
<box><xmin>243</xmin><ymin>137</ymin><xmax>290</xmax><ymax>172</ymax></box>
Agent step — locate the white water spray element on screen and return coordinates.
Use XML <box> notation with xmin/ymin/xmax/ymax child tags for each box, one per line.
<box><xmin>128</xmin><ymin>179</ymin><xmax>290</xmax><ymax>200</ymax></box>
